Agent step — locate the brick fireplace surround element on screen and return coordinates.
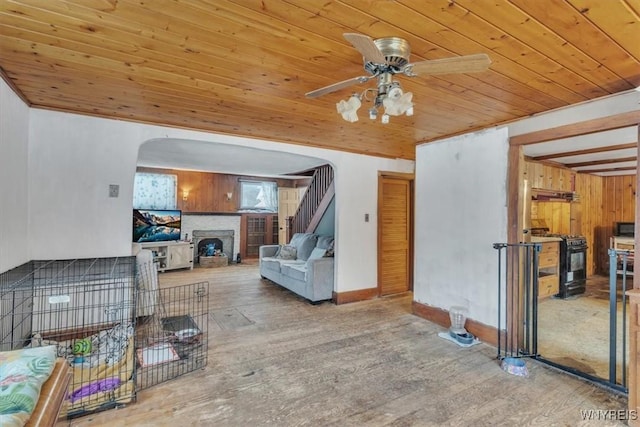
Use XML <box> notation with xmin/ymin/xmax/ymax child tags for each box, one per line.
<box><xmin>182</xmin><ymin>214</ymin><xmax>241</xmax><ymax>264</ymax></box>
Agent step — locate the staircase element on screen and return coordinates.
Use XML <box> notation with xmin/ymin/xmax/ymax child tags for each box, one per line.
<box><xmin>288</xmin><ymin>164</ymin><xmax>334</xmax><ymax>240</ymax></box>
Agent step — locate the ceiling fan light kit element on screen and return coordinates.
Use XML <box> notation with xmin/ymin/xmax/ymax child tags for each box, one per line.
<box><xmin>336</xmin><ymin>95</ymin><xmax>362</xmax><ymax>123</ymax></box>
<box><xmin>307</xmin><ymin>33</ymin><xmax>491</xmax><ymax>124</ymax></box>
<box><xmin>336</xmin><ymin>83</ymin><xmax>413</xmax><ymax>123</ymax></box>
<box><xmin>383</xmin><ymin>89</ymin><xmax>414</xmax><ymax>117</ymax></box>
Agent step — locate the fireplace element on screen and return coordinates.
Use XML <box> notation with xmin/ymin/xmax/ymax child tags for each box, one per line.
<box><xmin>192</xmin><ymin>230</ymin><xmax>234</xmax><ymax>264</ymax></box>
<box><xmin>198</xmin><ymin>238</ymin><xmax>224</xmax><ymax>257</ymax></box>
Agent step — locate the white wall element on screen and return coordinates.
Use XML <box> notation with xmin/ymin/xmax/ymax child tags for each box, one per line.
<box><xmin>414</xmin><ymin>127</ymin><xmax>509</xmax><ymax>327</ymax></box>
<box><xmin>508</xmin><ymin>89</ymin><xmax>640</xmax><ymax>136</ymax></box>
<box><xmin>412</xmin><ymin>89</ymin><xmax>639</xmax><ymax>328</ymax></box>
<box><xmin>26</xmin><ymin>109</ymin><xmax>414</xmax><ymax>292</ymax></box>
<box><xmin>28</xmin><ymin>112</ymin><xmax>142</xmax><ymax>260</ymax></box>
<box><xmin>333</xmin><ymin>156</ymin><xmax>414</xmax><ymax>292</ymax></box>
<box><xmin>0</xmin><ymin>79</ymin><xmax>30</xmax><ymax>271</ymax></box>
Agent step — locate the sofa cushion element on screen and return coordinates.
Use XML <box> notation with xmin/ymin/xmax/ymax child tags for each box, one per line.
<box><xmin>289</xmin><ymin>233</ymin><xmax>318</xmax><ymax>261</ymax></box>
<box><xmin>281</xmin><ymin>263</ymin><xmax>307</xmax><ymax>281</ymax></box>
<box><xmin>317</xmin><ymin>235</ymin><xmax>335</xmax><ymax>257</ymax></box>
<box><xmin>276</xmin><ymin>245</ymin><xmax>297</xmax><ymax>260</ymax></box>
<box><xmin>261</xmin><ymin>257</ymin><xmax>282</xmax><ymax>273</ymax></box>
<box><xmin>308</xmin><ymin>247</ymin><xmax>326</xmax><ymax>260</ymax></box>
<box><xmin>316</xmin><ymin>235</ymin><xmax>334</xmax><ymax>250</ymax></box>
<box><xmin>288</xmin><ymin>233</ymin><xmax>305</xmax><ymax>247</ymax></box>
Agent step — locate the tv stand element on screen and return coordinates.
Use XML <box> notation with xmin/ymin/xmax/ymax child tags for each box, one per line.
<box><xmin>140</xmin><ymin>241</ymin><xmax>194</xmax><ymax>272</ymax></box>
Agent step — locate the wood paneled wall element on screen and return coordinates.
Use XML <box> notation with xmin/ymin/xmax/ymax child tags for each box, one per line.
<box><xmin>525</xmin><ymin>160</ymin><xmax>635</xmax><ymax>276</ymax></box>
<box><xmin>603</xmin><ymin>175</ymin><xmax>636</xmax><ymax>223</ymax></box>
<box><xmin>600</xmin><ymin>175</ymin><xmax>637</xmax><ymax>273</ymax></box>
<box><xmin>137</xmin><ymin>167</ymin><xmax>309</xmax><ymax>213</ymax></box>
<box><xmin>531</xmin><ymin>201</ymin><xmax>571</xmax><ymax>234</ymax></box>
<box><xmin>575</xmin><ymin>173</ymin><xmax>603</xmax><ymax>276</ymax></box>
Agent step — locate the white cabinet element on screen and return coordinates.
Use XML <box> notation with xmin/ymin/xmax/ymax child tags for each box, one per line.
<box><xmin>140</xmin><ymin>241</ymin><xmax>194</xmax><ymax>272</ymax></box>
<box><xmin>167</xmin><ymin>243</ymin><xmax>193</xmax><ymax>271</ymax></box>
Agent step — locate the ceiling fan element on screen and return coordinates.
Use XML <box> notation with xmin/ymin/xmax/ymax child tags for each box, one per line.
<box><xmin>306</xmin><ymin>33</ymin><xmax>492</xmax><ymax>123</ymax></box>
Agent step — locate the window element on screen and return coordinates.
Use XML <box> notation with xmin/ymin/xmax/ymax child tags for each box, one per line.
<box><xmin>240</xmin><ymin>181</ymin><xmax>278</xmax><ymax>212</ymax></box>
<box><xmin>133</xmin><ymin>172</ymin><xmax>177</xmax><ymax>209</ymax></box>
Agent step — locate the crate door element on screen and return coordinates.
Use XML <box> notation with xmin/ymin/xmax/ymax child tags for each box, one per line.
<box><xmin>135</xmin><ymin>281</ymin><xmax>209</xmax><ymax>390</ymax></box>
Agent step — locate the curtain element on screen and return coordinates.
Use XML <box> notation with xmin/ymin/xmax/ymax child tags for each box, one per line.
<box><xmin>257</xmin><ymin>182</ymin><xmax>278</xmax><ymax>211</ymax></box>
<box><xmin>241</xmin><ymin>181</ymin><xmax>278</xmax><ymax>211</ymax></box>
<box><xmin>133</xmin><ymin>173</ymin><xmax>177</xmax><ymax>209</ymax></box>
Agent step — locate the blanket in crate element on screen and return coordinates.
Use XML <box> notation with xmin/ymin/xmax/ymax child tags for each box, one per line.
<box><xmin>29</xmin><ymin>323</ymin><xmax>136</xmax><ymax>416</ymax></box>
<box><xmin>0</xmin><ymin>345</ymin><xmax>57</xmax><ymax>427</ymax></box>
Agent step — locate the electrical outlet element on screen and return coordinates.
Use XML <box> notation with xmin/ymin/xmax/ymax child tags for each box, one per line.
<box><xmin>364</xmin><ymin>213</ymin><xmax>369</xmax><ymax>222</ymax></box>
<box><xmin>109</xmin><ymin>184</ymin><xmax>119</xmax><ymax>198</ymax></box>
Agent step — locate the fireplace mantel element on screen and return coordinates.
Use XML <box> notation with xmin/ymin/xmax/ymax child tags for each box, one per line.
<box><xmin>182</xmin><ymin>214</ymin><xmax>241</xmax><ymax>262</ymax></box>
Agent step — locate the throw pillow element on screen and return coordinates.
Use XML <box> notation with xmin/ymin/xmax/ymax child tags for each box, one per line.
<box><xmin>318</xmin><ymin>237</ymin><xmax>335</xmax><ymax>257</ymax></box>
<box><xmin>324</xmin><ymin>246</ymin><xmax>334</xmax><ymax>257</ymax></box>
<box><xmin>316</xmin><ymin>235</ymin><xmax>334</xmax><ymax>250</ymax></box>
<box><xmin>292</xmin><ymin>233</ymin><xmax>318</xmax><ymax>261</ymax></box>
<box><xmin>276</xmin><ymin>245</ymin><xmax>297</xmax><ymax>260</ymax></box>
<box><xmin>308</xmin><ymin>247</ymin><xmax>326</xmax><ymax>260</ymax></box>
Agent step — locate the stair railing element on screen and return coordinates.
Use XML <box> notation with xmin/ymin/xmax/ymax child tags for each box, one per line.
<box><xmin>288</xmin><ymin>164</ymin><xmax>334</xmax><ymax>239</ymax></box>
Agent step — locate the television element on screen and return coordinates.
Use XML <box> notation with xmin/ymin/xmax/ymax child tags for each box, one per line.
<box><xmin>133</xmin><ymin>209</ymin><xmax>182</xmax><ymax>243</ymax></box>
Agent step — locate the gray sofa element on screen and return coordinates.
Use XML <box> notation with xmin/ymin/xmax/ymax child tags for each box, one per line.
<box><xmin>259</xmin><ymin>233</ymin><xmax>334</xmax><ymax>303</ymax></box>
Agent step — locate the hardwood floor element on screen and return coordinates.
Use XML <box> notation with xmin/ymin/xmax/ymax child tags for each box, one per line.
<box><xmin>59</xmin><ymin>261</ymin><xmax>628</xmax><ymax>426</ymax></box>
<box><xmin>538</xmin><ymin>275</ymin><xmax>631</xmax><ymax>385</ymax></box>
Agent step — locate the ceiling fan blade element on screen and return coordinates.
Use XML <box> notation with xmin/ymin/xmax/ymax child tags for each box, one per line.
<box><xmin>305</xmin><ymin>76</ymin><xmax>370</xmax><ymax>98</ymax></box>
<box><xmin>406</xmin><ymin>53</ymin><xmax>492</xmax><ymax>76</ymax></box>
<box><xmin>343</xmin><ymin>33</ymin><xmax>388</xmax><ymax>64</ymax></box>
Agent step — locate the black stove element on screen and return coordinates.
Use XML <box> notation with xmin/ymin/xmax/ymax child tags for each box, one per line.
<box><xmin>547</xmin><ymin>234</ymin><xmax>587</xmax><ymax>298</ymax></box>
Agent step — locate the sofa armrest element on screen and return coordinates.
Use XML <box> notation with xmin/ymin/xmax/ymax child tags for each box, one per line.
<box><xmin>305</xmin><ymin>257</ymin><xmax>335</xmax><ymax>301</ymax></box>
<box><xmin>259</xmin><ymin>245</ymin><xmax>280</xmax><ymax>259</ymax></box>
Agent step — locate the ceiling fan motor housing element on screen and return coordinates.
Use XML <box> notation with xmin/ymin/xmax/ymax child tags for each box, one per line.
<box><xmin>364</xmin><ymin>37</ymin><xmax>411</xmax><ymax>74</ymax></box>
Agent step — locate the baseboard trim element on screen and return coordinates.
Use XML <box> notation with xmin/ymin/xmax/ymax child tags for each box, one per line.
<box><xmin>333</xmin><ymin>288</ymin><xmax>378</xmax><ymax>305</ymax></box>
<box><xmin>412</xmin><ymin>300</ymin><xmax>498</xmax><ymax>347</ymax></box>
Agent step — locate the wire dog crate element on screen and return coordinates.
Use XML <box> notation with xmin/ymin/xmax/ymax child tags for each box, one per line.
<box><xmin>0</xmin><ymin>255</ymin><xmax>210</xmax><ymax>419</ymax></box>
<box><xmin>134</xmin><ymin>281</ymin><xmax>209</xmax><ymax>390</ymax></box>
<box><xmin>0</xmin><ymin>257</ymin><xmax>137</xmax><ymax>418</ymax></box>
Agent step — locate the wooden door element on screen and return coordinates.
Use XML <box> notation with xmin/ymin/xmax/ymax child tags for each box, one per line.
<box><xmin>242</xmin><ymin>214</ymin><xmax>278</xmax><ymax>258</ymax></box>
<box><xmin>378</xmin><ymin>176</ymin><xmax>412</xmax><ymax>296</ymax></box>
<box><xmin>278</xmin><ymin>187</ymin><xmax>300</xmax><ymax>244</ymax></box>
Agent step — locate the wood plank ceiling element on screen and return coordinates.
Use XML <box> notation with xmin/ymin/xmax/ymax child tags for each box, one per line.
<box><xmin>0</xmin><ymin>0</ymin><xmax>639</xmax><ymax>168</ymax></box>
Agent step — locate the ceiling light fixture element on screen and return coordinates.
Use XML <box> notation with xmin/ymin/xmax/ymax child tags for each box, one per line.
<box><xmin>335</xmin><ymin>73</ymin><xmax>413</xmax><ymax>124</ymax></box>
<box><xmin>308</xmin><ymin>33</ymin><xmax>491</xmax><ymax>124</ymax></box>
<box><xmin>336</xmin><ymin>94</ymin><xmax>361</xmax><ymax>122</ymax></box>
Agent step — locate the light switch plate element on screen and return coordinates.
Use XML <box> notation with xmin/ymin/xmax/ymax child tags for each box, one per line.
<box><xmin>109</xmin><ymin>184</ymin><xmax>119</xmax><ymax>198</ymax></box>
